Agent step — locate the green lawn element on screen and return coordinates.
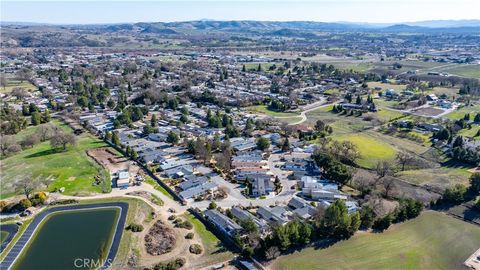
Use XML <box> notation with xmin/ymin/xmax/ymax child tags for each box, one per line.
<box><xmin>459</xmin><ymin>125</ymin><xmax>480</xmax><ymax>140</ymax></box>
<box><xmin>334</xmin><ymin>133</ymin><xmax>397</xmax><ymax>169</ymax></box>
<box><xmin>144</xmin><ymin>176</ymin><xmax>174</xmax><ymax>200</ymax></box>
<box><xmin>371</xmin><ymin>109</ymin><xmax>405</xmax><ymax>122</ymax></box>
<box><xmin>444</xmin><ymin>105</ymin><xmax>480</xmax><ymax>120</ymax></box>
<box><xmin>0</xmin><ymin>120</ymin><xmax>110</xmax><ymax>198</ymax></box>
<box><xmin>247</xmin><ymin>105</ymin><xmax>300</xmax><ymax>117</ymax></box>
<box><xmin>183</xmin><ymin>212</ymin><xmax>234</xmax><ymax>267</ymax></box>
<box><xmin>0</xmin><ymin>80</ymin><xmax>37</xmax><ymax>93</ymax></box>
<box><xmin>271</xmin><ymin>211</ymin><xmax>480</xmax><ymax>270</ymax></box>
<box><xmin>442</xmin><ymin>64</ymin><xmax>480</xmax><ymax>79</ymax></box>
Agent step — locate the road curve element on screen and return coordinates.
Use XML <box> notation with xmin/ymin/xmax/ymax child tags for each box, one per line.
<box><xmin>0</xmin><ymin>202</ymin><xmax>128</xmax><ymax>270</ymax></box>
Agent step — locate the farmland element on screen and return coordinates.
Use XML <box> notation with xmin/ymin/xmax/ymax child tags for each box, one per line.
<box><xmin>271</xmin><ymin>211</ymin><xmax>480</xmax><ymax>270</ymax></box>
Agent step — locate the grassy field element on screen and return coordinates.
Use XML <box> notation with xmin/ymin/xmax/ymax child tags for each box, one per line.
<box><xmin>459</xmin><ymin>125</ymin><xmax>480</xmax><ymax>140</ymax></box>
<box><xmin>442</xmin><ymin>64</ymin><xmax>480</xmax><ymax>79</ymax></box>
<box><xmin>368</xmin><ymin>81</ymin><xmax>407</xmax><ymax>92</ymax></box>
<box><xmin>144</xmin><ymin>175</ymin><xmax>174</xmax><ymax>200</ymax></box>
<box><xmin>335</xmin><ymin>133</ymin><xmax>397</xmax><ymax>169</ymax></box>
<box><xmin>247</xmin><ymin>105</ymin><xmax>300</xmax><ymax>117</ymax></box>
<box><xmin>0</xmin><ymin>120</ymin><xmax>110</xmax><ymax>198</ymax></box>
<box><xmin>0</xmin><ymin>80</ymin><xmax>37</xmax><ymax>93</ymax></box>
<box><xmin>444</xmin><ymin>105</ymin><xmax>480</xmax><ymax>120</ymax></box>
<box><xmin>306</xmin><ymin>108</ymin><xmax>375</xmax><ymax>136</ymax></box>
<box><xmin>271</xmin><ymin>211</ymin><xmax>480</xmax><ymax>270</ymax></box>
<box><xmin>184</xmin><ymin>212</ymin><xmax>234</xmax><ymax>267</ymax></box>
<box><xmin>396</xmin><ymin>166</ymin><xmax>472</xmax><ymax>188</ymax></box>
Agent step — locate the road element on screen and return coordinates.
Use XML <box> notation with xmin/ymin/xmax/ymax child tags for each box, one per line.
<box><xmin>284</xmin><ymin>100</ymin><xmax>335</xmax><ymax>125</ymax></box>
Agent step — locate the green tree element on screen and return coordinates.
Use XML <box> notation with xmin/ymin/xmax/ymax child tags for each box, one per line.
<box><xmin>241</xmin><ymin>218</ymin><xmax>258</xmax><ymax>234</ymax></box>
<box><xmin>31</xmin><ymin>111</ymin><xmax>41</xmax><ymax>126</ymax></box>
<box><xmin>469</xmin><ymin>173</ymin><xmax>480</xmax><ymax>193</ymax></box>
<box><xmin>167</xmin><ymin>131</ymin><xmax>179</xmax><ymax>145</ymax></box>
<box><xmin>112</xmin><ymin>131</ymin><xmax>120</xmax><ymax>145</ymax></box>
<box><xmin>41</xmin><ymin>109</ymin><xmax>51</xmax><ymax>123</ymax></box>
<box><xmin>256</xmin><ymin>137</ymin><xmax>270</xmax><ymax>151</ymax></box>
<box><xmin>208</xmin><ymin>201</ymin><xmax>217</xmax><ymax>210</ymax></box>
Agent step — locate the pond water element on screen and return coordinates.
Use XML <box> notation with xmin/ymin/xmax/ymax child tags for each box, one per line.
<box><xmin>13</xmin><ymin>208</ymin><xmax>119</xmax><ymax>270</ymax></box>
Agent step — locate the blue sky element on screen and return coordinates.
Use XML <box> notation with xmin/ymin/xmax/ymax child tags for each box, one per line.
<box><xmin>2</xmin><ymin>0</ymin><xmax>479</xmax><ymax>24</ymax></box>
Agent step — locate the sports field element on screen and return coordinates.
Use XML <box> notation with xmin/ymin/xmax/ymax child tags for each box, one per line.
<box><xmin>271</xmin><ymin>211</ymin><xmax>480</xmax><ymax>270</ymax></box>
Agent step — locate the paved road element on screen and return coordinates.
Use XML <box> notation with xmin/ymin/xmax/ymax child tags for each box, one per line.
<box><xmin>287</xmin><ymin>101</ymin><xmax>335</xmax><ymax>125</ymax></box>
<box><xmin>0</xmin><ymin>202</ymin><xmax>128</xmax><ymax>270</ymax></box>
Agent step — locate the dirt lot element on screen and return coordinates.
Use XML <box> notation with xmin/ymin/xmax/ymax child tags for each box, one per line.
<box><xmin>87</xmin><ymin>147</ymin><xmax>141</xmax><ymax>176</ymax></box>
<box><xmin>411</xmin><ymin>107</ymin><xmax>445</xmax><ymax>117</ymax></box>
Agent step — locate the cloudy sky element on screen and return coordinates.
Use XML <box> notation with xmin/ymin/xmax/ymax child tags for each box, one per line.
<box><xmin>2</xmin><ymin>0</ymin><xmax>479</xmax><ymax>24</ymax></box>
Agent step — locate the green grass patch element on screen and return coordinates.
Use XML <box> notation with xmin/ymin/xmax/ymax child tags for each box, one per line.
<box><xmin>0</xmin><ymin>120</ymin><xmax>110</xmax><ymax>199</ymax></box>
<box><xmin>459</xmin><ymin>125</ymin><xmax>480</xmax><ymax>140</ymax></box>
<box><xmin>444</xmin><ymin>105</ymin><xmax>480</xmax><ymax>120</ymax></box>
<box><xmin>183</xmin><ymin>212</ymin><xmax>234</xmax><ymax>267</ymax></box>
<box><xmin>144</xmin><ymin>176</ymin><xmax>174</xmax><ymax>200</ymax></box>
<box><xmin>0</xmin><ymin>231</ymin><xmax>9</xmax><ymax>245</ymax></box>
<box><xmin>442</xmin><ymin>64</ymin><xmax>480</xmax><ymax>79</ymax></box>
<box><xmin>247</xmin><ymin>105</ymin><xmax>300</xmax><ymax>117</ymax></box>
<box><xmin>335</xmin><ymin>133</ymin><xmax>397</xmax><ymax>169</ymax></box>
<box><xmin>0</xmin><ymin>80</ymin><xmax>37</xmax><ymax>93</ymax></box>
<box><xmin>271</xmin><ymin>211</ymin><xmax>480</xmax><ymax>270</ymax></box>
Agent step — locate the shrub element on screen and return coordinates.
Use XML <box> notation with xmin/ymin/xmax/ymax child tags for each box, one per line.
<box><xmin>126</xmin><ymin>223</ymin><xmax>144</xmax><ymax>232</ymax></box>
<box><xmin>185</xmin><ymin>232</ymin><xmax>194</xmax><ymax>239</ymax></box>
<box><xmin>153</xmin><ymin>257</ymin><xmax>186</xmax><ymax>270</ymax></box>
<box><xmin>189</xmin><ymin>244</ymin><xmax>203</xmax><ymax>254</ymax></box>
<box><xmin>19</xmin><ymin>198</ymin><xmax>32</xmax><ymax>210</ymax></box>
<box><xmin>30</xmin><ymin>192</ymin><xmax>48</xmax><ymax>206</ymax></box>
<box><xmin>49</xmin><ymin>199</ymin><xmax>79</xmax><ymax>205</ymax></box>
<box><xmin>176</xmin><ymin>220</ymin><xmax>193</xmax><ymax>230</ymax></box>
<box><xmin>168</xmin><ymin>215</ymin><xmax>176</xmax><ymax>221</ymax></box>
<box><xmin>0</xmin><ymin>201</ymin><xmax>6</xmax><ymax>212</ymax></box>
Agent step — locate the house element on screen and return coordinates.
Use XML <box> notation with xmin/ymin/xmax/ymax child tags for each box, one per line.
<box><xmin>288</xmin><ymin>197</ymin><xmax>317</xmax><ymax>219</ymax></box>
<box><xmin>231</xmin><ymin>207</ymin><xmax>268</xmax><ymax>232</ymax></box>
<box><xmin>179</xmin><ymin>182</ymin><xmax>218</xmax><ymax>201</ymax></box>
<box><xmin>256</xmin><ymin>206</ymin><xmax>290</xmax><ymax>225</ymax></box>
<box><xmin>204</xmin><ymin>209</ymin><xmax>242</xmax><ymax>237</ymax></box>
<box><xmin>251</xmin><ymin>175</ymin><xmax>274</xmax><ymax>197</ymax></box>
<box><xmin>426</xmin><ymin>94</ymin><xmax>439</xmax><ymax>102</ymax></box>
<box><xmin>178</xmin><ymin>176</ymin><xmax>208</xmax><ymax>191</ymax></box>
<box><xmin>116</xmin><ymin>171</ymin><xmax>130</xmax><ymax>188</ymax></box>
<box><xmin>164</xmin><ymin>165</ymin><xmax>194</xmax><ymax>179</ymax></box>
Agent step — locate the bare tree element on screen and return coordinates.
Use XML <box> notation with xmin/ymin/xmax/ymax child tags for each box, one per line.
<box><xmin>50</xmin><ymin>131</ymin><xmax>77</xmax><ymax>151</ymax></box>
<box><xmin>38</xmin><ymin>123</ymin><xmax>58</xmax><ymax>141</ymax></box>
<box><xmin>395</xmin><ymin>152</ymin><xmax>413</xmax><ymax>171</ymax></box>
<box><xmin>265</xmin><ymin>246</ymin><xmax>281</xmax><ymax>260</ymax></box>
<box><xmin>0</xmin><ymin>75</ymin><xmax>6</xmax><ymax>90</ymax></box>
<box><xmin>375</xmin><ymin>160</ymin><xmax>394</xmax><ymax>181</ymax></box>
<box><xmin>382</xmin><ymin>177</ymin><xmax>395</xmax><ymax>198</ymax></box>
<box><xmin>21</xmin><ymin>133</ymin><xmax>40</xmax><ymax>149</ymax></box>
<box><xmin>0</xmin><ymin>135</ymin><xmax>16</xmax><ymax>155</ymax></box>
<box><xmin>14</xmin><ymin>175</ymin><xmax>41</xmax><ymax>199</ymax></box>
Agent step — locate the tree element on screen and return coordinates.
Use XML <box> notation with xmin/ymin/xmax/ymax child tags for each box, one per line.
<box><xmin>50</xmin><ymin>131</ymin><xmax>77</xmax><ymax>151</ymax></box>
<box><xmin>112</xmin><ymin>131</ymin><xmax>120</xmax><ymax>145</ymax></box>
<box><xmin>395</xmin><ymin>152</ymin><xmax>412</xmax><ymax>171</ymax></box>
<box><xmin>281</xmin><ymin>137</ymin><xmax>290</xmax><ymax>152</ymax></box>
<box><xmin>319</xmin><ymin>200</ymin><xmax>358</xmax><ymax>239</ymax></box>
<box><xmin>167</xmin><ymin>131</ymin><xmax>179</xmax><ymax>145</ymax></box>
<box><xmin>0</xmin><ymin>135</ymin><xmax>16</xmax><ymax>155</ymax></box>
<box><xmin>360</xmin><ymin>205</ymin><xmax>375</xmax><ymax>229</ymax></box>
<box><xmin>452</xmin><ymin>136</ymin><xmax>464</xmax><ymax>148</ymax></box>
<box><xmin>208</xmin><ymin>201</ymin><xmax>217</xmax><ymax>210</ymax></box>
<box><xmin>372</xmin><ymin>214</ymin><xmax>392</xmax><ymax>232</ymax></box>
<box><xmin>256</xmin><ymin>137</ymin><xmax>270</xmax><ymax>151</ymax></box>
<box><xmin>375</xmin><ymin>160</ymin><xmax>394</xmax><ymax>180</ymax></box>
<box><xmin>241</xmin><ymin>218</ymin><xmax>258</xmax><ymax>234</ymax></box>
<box><xmin>14</xmin><ymin>175</ymin><xmax>41</xmax><ymax>199</ymax></box>
<box><xmin>474</xmin><ymin>113</ymin><xmax>480</xmax><ymax>123</ymax></box>
<box><xmin>21</xmin><ymin>133</ymin><xmax>39</xmax><ymax>149</ymax></box>
<box><xmin>469</xmin><ymin>173</ymin><xmax>480</xmax><ymax>193</ymax></box>
<box><xmin>38</xmin><ymin>123</ymin><xmax>57</xmax><ymax>141</ymax></box>
<box><xmin>31</xmin><ymin>111</ymin><xmax>41</xmax><ymax>126</ymax></box>
<box><xmin>312</xmin><ymin>152</ymin><xmax>352</xmax><ymax>186</ymax></box>
<box><xmin>442</xmin><ymin>184</ymin><xmax>467</xmax><ymax>204</ymax></box>
<box><xmin>151</xmin><ymin>114</ymin><xmax>157</xmax><ymax>127</ymax></box>
<box><xmin>41</xmin><ymin>109</ymin><xmax>51</xmax><ymax>123</ymax></box>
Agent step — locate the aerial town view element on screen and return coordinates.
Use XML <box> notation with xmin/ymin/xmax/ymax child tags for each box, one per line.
<box><xmin>0</xmin><ymin>0</ymin><xmax>479</xmax><ymax>269</ymax></box>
